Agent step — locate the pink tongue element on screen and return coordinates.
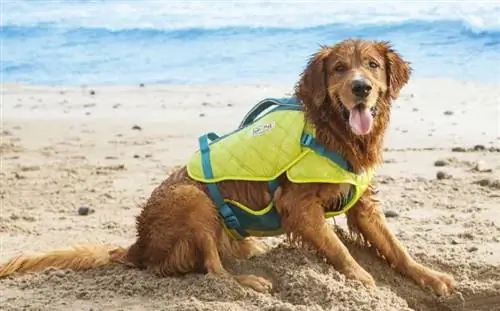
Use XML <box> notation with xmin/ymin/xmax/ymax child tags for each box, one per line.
<box><xmin>349</xmin><ymin>107</ymin><xmax>373</xmax><ymax>135</ymax></box>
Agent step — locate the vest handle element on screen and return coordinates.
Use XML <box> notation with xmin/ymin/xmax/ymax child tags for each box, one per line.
<box><xmin>238</xmin><ymin>97</ymin><xmax>302</xmax><ymax>128</ymax></box>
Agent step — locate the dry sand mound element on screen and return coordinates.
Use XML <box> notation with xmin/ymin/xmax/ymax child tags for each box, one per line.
<box><xmin>2</xmin><ymin>229</ymin><xmax>499</xmax><ymax>311</ymax></box>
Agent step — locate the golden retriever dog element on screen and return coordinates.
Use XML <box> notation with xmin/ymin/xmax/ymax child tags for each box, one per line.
<box><xmin>0</xmin><ymin>38</ymin><xmax>455</xmax><ymax>296</ymax></box>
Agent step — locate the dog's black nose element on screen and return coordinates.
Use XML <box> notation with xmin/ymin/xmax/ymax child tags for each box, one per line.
<box><xmin>351</xmin><ymin>80</ymin><xmax>372</xmax><ymax>98</ymax></box>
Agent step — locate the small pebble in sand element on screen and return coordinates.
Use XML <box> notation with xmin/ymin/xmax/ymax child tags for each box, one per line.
<box><xmin>492</xmin><ymin>180</ymin><xmax>500</xmax><ymax>189</ymax></box>
<box><xmin>444</xmin><ymin>110</ymin><xmax>454</xmax><ymax>116</ymax></box>
<box><xmin>132</xmin><ymin>125</ymin><xmax>142</xmax><ymax>131</ymax></box>
<box><xmin>436</xmin><ymin>171</ymin><xmax>452</xmax><ymax>180</ymax></box>
<box><xmin>89</xmin><ymin>90</ymin><xmax>96</xmax><ymax>96</ymax></box>
<box><xmin>199</xmin><ymin>113</ymin><xmax>205</xmax><ymax>117</ymax></box>
<box><xmin>10</xmin><ymin>214</ymin><xmax>20</xmax><ymax>220</ymax></box>
<box><xmin>78</xmin><ymin>206</ymin><xmax>92</xmax><ymax>216</ymax></box>
<box><xmin>14</xmin><ymin>172</ymin><xmax>25</xmax><ymax>179</ymax></box>
<box><xmin>76</xmin><ymin>291</ymin><xmax>89</xmax><ymax>299</ymax></box>
<box><xmin>384</xmin><ymin>210</ymin><xmax>399</xmax><ymax>218</ymax></box>
<box><xmin>451</xmin><ymin>240</ymin><xmax>459</xmax><ymax>245</ymax></box>
<box><xmin>458</xmin><ymin>232</ymin><xmax>474</xmax><ymax>240</ymax></box>
<box><xmin>451</xmin><ymin>147</ymin><xmax>466</xmax><ymax>152</ymax></box>
<box><xmin>474</xmin><ymin>178</ymin><xmax>492</xmax><ymax>187</ymax></box>
<box><xmin>227</xmin><ymin>103</ymin><xmax>233</xmax><ymax>107</ymax></box>
<box><xmin>53</xmin><ymin>269</ymin><xmax>68</xmax><ymax>278</ymax></box>
<box><xmin>434</xmin><ymin>159</ymin><xmax>449</xmax><ymax>167</ymax></box>
<box><xmin>20</xmin><ymin>165</ymin><xmax>41</xmax><ymax>172</ymax></box>
<box><xmin>467</xmin><ymin>246</ymin><xmax>478</xmax><ymax>252</ymax></box>
<box><xmin>474</xmin><ymin>178</ymin><xmax>500</xmax><ymax>189</ymax></box>
<box><xmin>473</xmin><ymin>144</ymin><xmax>485</xmax><ymax>151</ymax></box>
<box><xmin>379</xmin><ymin>176</ymin><xmax>395</xmax><ymax>184</ymax></box>
<box><xmin>133</xmin><ymin>154</ymin><xmax>140</xmax><ymax>159</ymax></box>
<box><xmin>22</xmin><ymin>215</ymin><xmax>36</xmax><ymax>222</ymax></box>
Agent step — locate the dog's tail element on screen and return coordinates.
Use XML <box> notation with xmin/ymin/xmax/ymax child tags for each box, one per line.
<box><xmin>0</xmin><ymin>244</ymin><xmax>129</xmax><ymax>278</ymax></box>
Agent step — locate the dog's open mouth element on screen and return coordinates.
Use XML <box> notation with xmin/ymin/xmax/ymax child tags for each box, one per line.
<box><xmin>336</xmin><ymin>95</ymin><xmax>378</xmax><ymax>136</ymax></box>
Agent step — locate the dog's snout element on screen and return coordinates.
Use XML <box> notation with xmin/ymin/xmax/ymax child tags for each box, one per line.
<box><xmin>351</xmin><ymin>80</ymin><xmax>372</xmax><ymax>98</ymax></box>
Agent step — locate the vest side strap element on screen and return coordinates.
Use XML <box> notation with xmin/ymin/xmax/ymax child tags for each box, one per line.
<box><xmin>198</xmin><ymin>134</ymin><xmax>245</xmax><ymax>233</ymax></box>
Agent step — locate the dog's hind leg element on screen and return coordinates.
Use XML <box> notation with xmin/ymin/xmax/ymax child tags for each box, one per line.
<box><xmin>202</xmin><ymin>234</ymin><xmax>272</xmax><ymax>293</ymax></box>
<box><xmin>233</xmin><ymin>237</ymin><xmax>270</xmax><ymax>260</ymax></box>
<box><xmin>135</xmin><ymin>183</ymin><xmax>272</xmax><ymax>292</ymax></box>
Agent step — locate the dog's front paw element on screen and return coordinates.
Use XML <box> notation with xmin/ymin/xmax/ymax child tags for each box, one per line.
<box><xmin>412</xmin><ymin>265</ymin><xmax>455</xmax><ymax>296</ymax></box>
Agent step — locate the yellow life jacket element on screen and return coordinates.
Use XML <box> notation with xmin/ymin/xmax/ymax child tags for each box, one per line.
<box><xmin>186</xmin><ymin>97</ymin><xmax>374</xmax><ymax>239</ymax></box>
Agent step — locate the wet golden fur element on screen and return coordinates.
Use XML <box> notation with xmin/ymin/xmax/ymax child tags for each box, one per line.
<box><xmin>0</xmin><ymin>39</ymin><xmax>455</xmax><ymax>296</ymax></box>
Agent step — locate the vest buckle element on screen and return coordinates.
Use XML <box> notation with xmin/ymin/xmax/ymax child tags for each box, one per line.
<box><xmin>219</xmin><ymin>203</ymin><xmax>241</xmax><ymax>229</ymax></box>
<box><xmin>300</xmin><ymin>133</ymin><xmax>313</xmax><ymax>146</ymax></box>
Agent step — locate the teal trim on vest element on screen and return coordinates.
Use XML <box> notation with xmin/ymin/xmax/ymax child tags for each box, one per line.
<box><xmin>225</xmin><ymin>202</ymin><xmax>282</xmax><ymax>234</ymax></box>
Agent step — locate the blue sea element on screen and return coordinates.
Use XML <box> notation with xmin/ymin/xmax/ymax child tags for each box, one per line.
<box><xmin>1</xmin><ymin>1</ymin><xmax>499</xmax><ymax>85</ymax></box>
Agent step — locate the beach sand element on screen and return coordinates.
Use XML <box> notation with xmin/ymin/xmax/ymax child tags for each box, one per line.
<box><xmin>0</xmin><ymin>79</ymin><xmax>499</xmax><ymax>311</ymax></box>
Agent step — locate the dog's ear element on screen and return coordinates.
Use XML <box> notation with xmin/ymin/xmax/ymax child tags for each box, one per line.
<box><xmin>378</xmin><ymin>41</ymin><xmax>411</xmax><ymax>100</ymax></box>
<box><xmin>296</xmin><ymin>47</ymin><xmax>330</xmax><ymax>107</ymax></box>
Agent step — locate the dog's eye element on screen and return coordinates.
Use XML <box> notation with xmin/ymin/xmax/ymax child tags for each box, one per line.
<box><xmin>368</xmin><ymin>61</ymin><xmax>379</xmax><ymax>69</ymax></box>
<box><xmin>334</xmin><ymin>63</ymin><xmax>347</xmax><ymax>72</ymax></box>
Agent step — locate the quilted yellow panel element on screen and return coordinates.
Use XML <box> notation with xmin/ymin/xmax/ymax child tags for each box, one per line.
<box><xmin>287</xmin><ymin>153</ymin><xmax>375</xmax><ymax>213</ymax></box>
<box><xmin>187</xmin><ymin>110</ymin><xmax>306</xmax><ymax>183</ymax></box>
<box><xmin>287</xmin><ymin>151</ymin><xmax>359</xmax><ymax>184</ymax></box>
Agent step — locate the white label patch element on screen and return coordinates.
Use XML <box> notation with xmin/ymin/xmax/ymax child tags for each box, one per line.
<box><xmin>251</xmin><ymin>121</ymin><xmax>275</xmax><ymax>136</ymax></box>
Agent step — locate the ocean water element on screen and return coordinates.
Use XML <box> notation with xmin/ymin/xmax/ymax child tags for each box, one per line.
<box><xmin>1</xmin><ymin>1</ymin><xmax>500</xmax><ymax>85</ymax></box>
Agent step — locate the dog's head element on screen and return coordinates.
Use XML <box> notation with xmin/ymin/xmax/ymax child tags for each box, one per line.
<box><xmin>296</xmin><ymin>39</ymin><xmax>411</xmax><ymax>136</ymax></box>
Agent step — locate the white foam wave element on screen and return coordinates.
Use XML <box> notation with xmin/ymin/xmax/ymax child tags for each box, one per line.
<box><xmin>2</xmin><ymin>0</ymin><xmax>499</xmax><ymax>33</ymax></box>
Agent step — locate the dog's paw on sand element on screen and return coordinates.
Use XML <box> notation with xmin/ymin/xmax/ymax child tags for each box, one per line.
<box><xmin>342</xmin><ymin>266</ymin><xmax>376</xmax><ymax>290</ymax></box>
<box><xmin>235</xmin><ymin>274</ymin><xmax>273</xmax><ymax>293</ymax></box>
<box><xmin>416</xmin><ymin>269</ymin><xmax>456</xmax><ymax>296</ymax></box>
